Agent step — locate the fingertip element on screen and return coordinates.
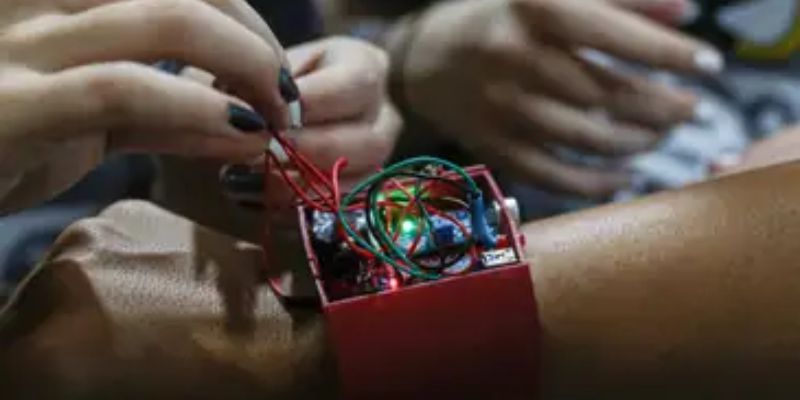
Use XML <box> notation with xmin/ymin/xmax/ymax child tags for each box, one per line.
<box><xmin>693</xmin><ymin>47</ymin><xmax>725</xmax><ymax>74</ymax></box>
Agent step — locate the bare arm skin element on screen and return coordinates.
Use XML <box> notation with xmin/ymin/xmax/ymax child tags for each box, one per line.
<box><xmin>529</xmin><ymin>162</ymin><xmax>800</xmax><ymax>398</ymax></box>
<box><xmin>3</xmin><ymin>163</ymin><xmax>800</xmax><ymax>398</ymax></box>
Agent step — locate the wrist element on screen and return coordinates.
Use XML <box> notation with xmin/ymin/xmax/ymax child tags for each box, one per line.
<box><xmin>385</xmin><ymin>12</ymin><xmax>426</xmax><ymax>117</ymax></box>
<box><xmin>385</xmin><ymin>0</ymin><xmax>486</xmax><ymax>119</ymax></box>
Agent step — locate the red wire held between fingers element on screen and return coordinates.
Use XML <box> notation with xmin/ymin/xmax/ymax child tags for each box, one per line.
<box><xmin>273</xmin><ymin>131</ymin><xmax>334</xmax><ymax>191</ymax></box>
<box><xmin>332</xmin><ymin>157</ymin><xmax>376</xmax><ymax>259</ymax></box>
<box><xmin>275</xmin><ymin>151</ymin><xmax>335</xmax><ymax>209</ymax></box>
<box><xmin>267</xmin><ymin>150</ymin><xmax>329</xmax><ymax>211</ymax></box>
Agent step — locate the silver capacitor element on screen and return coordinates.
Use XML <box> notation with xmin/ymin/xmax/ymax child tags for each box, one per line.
<box><xmin>490</xmin><ymin>197</ymin><xmax>521</xmax><ymax>227</ymax></box>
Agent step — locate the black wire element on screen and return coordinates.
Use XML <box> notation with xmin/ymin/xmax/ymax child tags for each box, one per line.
<box><xmin>416</xmin><ymin>191</ymin><xmax>447</xmax><ymax>268</ymax></box>
<box><xmin>417</xmin><ymin>196</ymin><xmax>472</xmax><ymax>271</ymax></box>
<box><xmin>364</xmin><ymin>179</ymin><xmax>392</xmax><ymax>256</ymax></box>
<box><xmin>360</xmin><ymin>169</ymin><xmax>476</xmax><ymax>280</ymax></box>
<box><xmin>413</xmin><ymin>242</ymin><xmax>472</xmax><ymax>271</ymax></box>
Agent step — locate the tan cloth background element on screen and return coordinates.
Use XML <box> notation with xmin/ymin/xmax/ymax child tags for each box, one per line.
<box><xmin>0</xmin><ymin>200</ymin><xmax>337</xmax><ymax>399</ymax></box>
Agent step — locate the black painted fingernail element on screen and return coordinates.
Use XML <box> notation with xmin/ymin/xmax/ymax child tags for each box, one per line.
<box><xmin>154</xmin><ymin>60</ymin><xmax>186</xmax><ymax>75</ymax></box>
<box><xmin>228</xmin><ymin>104</ymin><xmax>266</xmax><ymax>132</ymax></box>
<box><xmin>221</xmin><ymin>165</ymin><xmax>265</xmax><ymax>193</ymax></box>
<box><xmin>278</xmin><ymin>67</ymin><xmax>300</xmax><ymax>103</ymax></box>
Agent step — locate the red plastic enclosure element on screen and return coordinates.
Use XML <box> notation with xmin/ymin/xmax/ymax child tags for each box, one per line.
<box><xmin>296</xmin><ymin>165</ymin><xmax>541</xmax><ymax>399</ymax></box>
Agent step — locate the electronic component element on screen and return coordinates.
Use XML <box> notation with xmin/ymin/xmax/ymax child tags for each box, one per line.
<box><xmin>481</xmin><ymin>248</ymin><xmax>519</xmax><ymax>267</ymax></box>
<box><xmin>284</xmin><ymin>155</ymin><xmax>525</xmax><ymax>296</ymax></box>
<box><xmin>261</xmin><ymin>124</ymin><xmax>538</xmax><ymax>398</ymax></box>
<box><xmin>279</xmin><ymin>156</ymin><xmax>517</xmax><ymax>298</ymax></box>
<box><xmin>293</xmin><ymin>165</ymin><xmax>540</xmax><ymax>399</ymax></box>
<box><xmin>312</xmin><ymin>207</ymin><xmax>499</xmax><ymax>260</ymax></box>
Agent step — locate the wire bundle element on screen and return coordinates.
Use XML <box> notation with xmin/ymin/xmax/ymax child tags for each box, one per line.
<box><xmin>267</xmin><ymin>131</ymin><xmax>493</xmax><ymax>288</ymax></box>
<box><xmin>339</xmin><ymin>157</ymin><xmax>484</xmax><ymax>281</ymax></box>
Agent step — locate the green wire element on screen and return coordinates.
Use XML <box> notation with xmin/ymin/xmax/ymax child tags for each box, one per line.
<box><xmin>368</xmin><ymin>185</ymin><xmax>436</xmax><ymax>278</ymax></box>
<box><xmin>338</xmin><ymin>156</ymin><xmax>479</xmax><ymax>280</ymax></box>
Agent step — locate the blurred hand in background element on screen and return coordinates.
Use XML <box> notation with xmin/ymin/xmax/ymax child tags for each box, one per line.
<box><xmin>391</xmin><ymin>0</ymin><xmax>721</xmax><ymax>197</ymax></box>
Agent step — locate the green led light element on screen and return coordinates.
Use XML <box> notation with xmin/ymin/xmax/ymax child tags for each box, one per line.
<box><xmin>400</xmin><ymin>219</ymin><xmax>417</xmax><ymax>234</ymax></box>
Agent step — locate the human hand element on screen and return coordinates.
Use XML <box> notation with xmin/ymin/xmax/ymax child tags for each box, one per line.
<box><xmin>0</xmin><ymin>0</ymin><xmax>295</xmax><ymax>214</ymax></box>
<box><xmin>394</xmin><ymin>0</ymin><xmax>721</xmax><ymax>197</ymax></box>
<box><xmin>219</xmin><ymin>37</ymin><xmax>399</xmax><ymax>297</ymax></box>
<box><xmin>221</xmin><ymin>36</ymin><xmax>400</xmax><ymax>207</ymax></box>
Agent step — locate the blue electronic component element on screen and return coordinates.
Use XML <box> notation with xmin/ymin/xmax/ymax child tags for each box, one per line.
<box><xmin>469</xmin><ymin>192</ymin><xmax>497</xmax><ymax>249</ymax></box>
<box><xmin>394</xmin><ymin>209</ymin><xmax>496</xmax><ymax>256</ymax></box>
<box><xmin>312</xmin><ymin>201</ymin><xmax>499</xmax><ymax>257</ymax></box>
<box><xmin>433</xmin><ymin>224</ymin><xmax>456</xmax><ymax>245</ymax></box>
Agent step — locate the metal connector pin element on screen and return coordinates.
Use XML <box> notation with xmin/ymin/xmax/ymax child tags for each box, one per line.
<box><xmin>289</xmin><ymin>100</ymin><xmax>303</xmax><ymax>129</ymax></box>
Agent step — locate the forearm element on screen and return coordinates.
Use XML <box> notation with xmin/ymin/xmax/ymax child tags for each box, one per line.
<box><xmin>527</xmin><ymin>162</ymin><xmax>800</xmax><ymax>398</ymax></box>
<box><xmin>9</xmin><ymin>162</ymin><xmax>800</xmax><ymax>398</ymax></box>
<box><xmin>278</xmin><ymin>161</ymin><xmax>800</xmax><ymax>397</ymax></box>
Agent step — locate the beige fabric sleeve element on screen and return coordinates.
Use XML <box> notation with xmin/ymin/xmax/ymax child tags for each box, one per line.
<box><xmin>0</xmin><ymin>200</ymin><xmax>335</xmax><ymax>399</ymax></box>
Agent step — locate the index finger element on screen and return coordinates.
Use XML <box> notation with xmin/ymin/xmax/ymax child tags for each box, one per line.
<box><xmin>59</xmin><ymin>0</ymin><xmax>287</xmax><ymax>65</ymax></box>
<box><xmin>513</xmin><ymin>0</ymin><xmax>723</xmax><ymax>74</ymax></box>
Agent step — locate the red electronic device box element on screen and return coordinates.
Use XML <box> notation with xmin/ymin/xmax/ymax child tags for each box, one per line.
<box><xmin>296</xmin><ymin>165</ymin><xmax>541</xmax><ymax>399</ymax></box>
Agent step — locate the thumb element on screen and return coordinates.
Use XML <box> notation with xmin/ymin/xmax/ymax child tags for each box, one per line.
<box><xmin>607</xmin><ymin>0</ymin><xmax>699</xmax><ymax>25</ymax></box>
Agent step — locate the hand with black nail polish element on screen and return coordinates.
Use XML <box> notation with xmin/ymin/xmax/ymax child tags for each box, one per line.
<box><xmin>221</xmin><ymin>37</ymin><xmax>402</xmax><ymax>211</ymax></box>
<box><xmin>0</xmin><ymin>0</ymin><xmax>290</xmax><ymax>214</ymax></box>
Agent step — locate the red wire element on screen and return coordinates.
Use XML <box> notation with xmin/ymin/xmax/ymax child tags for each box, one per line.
<box><xmin>271</xmin><ymin>131</ymin><xmax>368</xmax><ymax>213</ymax></box>
<box><xmin>273</xmin><ymin>132</ymin><xmax>334</xmax><ymax>191</ymax></box>
<box><xmin>331</xmin><ymin>158</ymin><xmax>347</xmax><ymax>208</ymax></box>
<box><xmin>270</xmin><ymin>131</ymin><xmax>337</xmax><ymax>211</ymax></box>
<box><xmin>331</xmin><ymin>157</ymin><xmax>375</xmax><ymax>259</ymax></box>
<box><xmin>267</xmin><ymin>150</ymin><xmax>329</xmax><ymax>211</ymax></box>
<box><xmin>387</xmin><ymin>177</ymin><xmax>415</xmax><ymax>201</ymax></box>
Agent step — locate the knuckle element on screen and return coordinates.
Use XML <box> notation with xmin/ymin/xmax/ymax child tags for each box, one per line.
<box><xmin>146</xmin><ymin>0</ymin><xmax>207</xmax><ymax>46</ymax></box>
<box><xmin>81</xmin><ymin>64</ymin><xmax>141</xmax><ymax>123</ymax></box>
<box><xmin>331</xmin><ymin>36</ymin><xmax>390</xmax><ymax>89</ymax></box>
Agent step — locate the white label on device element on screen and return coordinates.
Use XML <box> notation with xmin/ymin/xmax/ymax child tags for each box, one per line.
<box><xmin>481</xmin><ymin>248</ymin><xmax>518</xmax><ymax>267</ymax></box>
